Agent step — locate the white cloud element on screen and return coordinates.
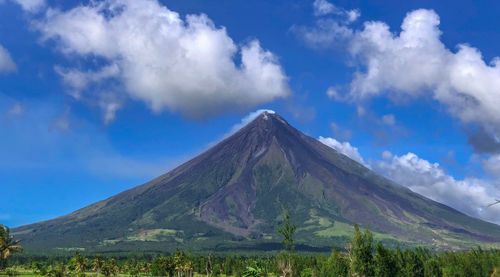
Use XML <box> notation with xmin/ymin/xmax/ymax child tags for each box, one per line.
<box><xmin>326</xmin><ymin>86</ymin><xmax>341</xmax><ymax>100</ymax></box>
<box><xmin>0</xmin><ymin>44</ymin><xmax>16</xmax><ymax>73</ymax></box>
<box><xmin>312</xmin><ymin>0</ymin><xmax>360</xmax><ymax>22</ymax></box>
<box><xmin>11</xmin><ymin>0</ymin><xmax>45</xmax><ymax>12</ymax></box>
<box><xmin>298</xmin><ymin>8</ymin><xmax>500</xmax><ymax>152</ymax></box>
<box><xmin>374</xmin><ymin>152</ymin><xmax>500</xmax><ymax>224</ymax></box>
<box><xmin>346</xmin><ymin>10</ymin><xmax>361</xmax><ymax>23</ymax></box>
<box><xmin>98</xmin><ymin>93</ymin><xmax>122</xmax><ymax>124</ymax></box>
<box><xmin>55</xmin><ymin>64</ymin><xmax>120</xmax><ymax>99</ymax></box>
<box><xmin>318</xmin><ymin>136</ymin><xmax>367</xmax><ymax>166</ymax></box>
<box><xmin>293</xmin><ymin>1</ymin><xmax>359</xmax><ymax>49</ymax></box>
<box><xmin>292</xmin><ymin>19</ymin><xmax>354</xmax><ymax>49</ymax></box>
<box><xmin>313</xmin><ymin>0</ymin><xmax>335</xmax><ymax>16</ymax></box>
<box><xmin>304</xmin><ymin>8</ymin><xmax>500</xmax><ymax>150</ymax></box>
<box><xmin>37</xmin><ymin>0</ymin><xmax>289</xmax><ymax>120</ymax></box>
<box><xmin>348</xmin><ymin>9</ymin><xmax>448</xmax><ymax>99</ymax></box>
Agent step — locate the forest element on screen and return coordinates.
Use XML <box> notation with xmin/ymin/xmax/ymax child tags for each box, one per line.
<box><xmin>2</xmin><ymin>217</ymin><xmax>500</xmax><ymax>277</ymax></box>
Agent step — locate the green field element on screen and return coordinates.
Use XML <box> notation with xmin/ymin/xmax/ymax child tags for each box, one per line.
<box><xmin>3</xmin><ymin>226</ymin><xmax>500</xmax><ymax>277</ymax></box>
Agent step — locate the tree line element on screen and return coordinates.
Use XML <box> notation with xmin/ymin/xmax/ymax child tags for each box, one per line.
<box><xmin>2</xmin><ymin>215</ymin><xmax>500</xmax><ymax>276</ymax></box>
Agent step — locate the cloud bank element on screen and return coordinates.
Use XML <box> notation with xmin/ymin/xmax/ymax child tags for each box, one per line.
<box><xmin>374</xmin><ymin>152</ymin><xmax>500</xmax><ymax>224</ymax></box>
<box><xmin>37</xmin><ymin>0</ymin><xmax>289</xmax><ymax>121</ymax></box>
<box><xmin>319</xmin><ymin>134</ymin><xmax>500</xmax><ymax>224</ymax></box>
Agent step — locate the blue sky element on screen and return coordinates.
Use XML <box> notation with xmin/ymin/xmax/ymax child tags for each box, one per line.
<box><xmin>2</xmin><ymin>0</ymin><xmax>500</xmax><ymax>227</ymax></box>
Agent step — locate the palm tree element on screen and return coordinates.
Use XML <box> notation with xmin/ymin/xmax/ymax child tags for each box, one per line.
<box><xmin>101</xmin><ymin>258</ymin><xmax>118</xmax><ymax>277</ymax></box>
<box><xmin>92</xmin><ymin>256</ymin><xmax>105</xmax><ymax>275</ymax></box>
<box><xmin>277</xmin><ymin>210</ymin><xmax>296</xmax><ymax>277</ymax></box>
<box><xmin>70</xmin><ymin>252</ymin><xmax>87</xmax><ymax>276</ymax></box>
<box><xmin>205</xmin><ymin>253</ymin><xmax>213</xmax><ymax>277</ymax></box>
<box><xmin>0</xmin><ymin>224</ymin><xmax>22</xmax><ymax>268</ymax></box>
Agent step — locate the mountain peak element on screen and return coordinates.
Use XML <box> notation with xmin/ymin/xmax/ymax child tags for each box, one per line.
<box><xmin>14</xmin><ymin>111</ymin><xmax>500</xmax><ymax>253</ymax></box>
<box><xmin>248</xmin><ymin>110</ymin><xmax>289</xmax><ymax>128</ymax></box>
<box><xmin>254</xmin><ymin>109</ymin><xmax>276</xmax><ymax>121</ymax></box>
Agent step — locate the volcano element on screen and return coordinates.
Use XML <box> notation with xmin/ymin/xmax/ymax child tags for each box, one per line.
<box><xmin>14</xmin><ymin>111</ymin><xmax>500</xmax><ymax>253</ymax></box>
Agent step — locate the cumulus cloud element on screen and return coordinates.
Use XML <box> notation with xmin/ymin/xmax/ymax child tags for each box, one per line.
<box><xmin>349</xmin><ymin>9</ymin><xmax>500</xmax><ymax>152</ymax></box>
<box><xmin>0</xmin><ymin>44</ymin><xmax>16</xmax><ymax>73</ymax></box>
<box><xmin>347</xmin><ymin>10</ymin><xmax>447</xmax><ymax>98</ymax></box>
<box><xmin>374</xmin><ymin>152</ymin><xmax>500</xmax><ymax>224</ymax></box>
<box><xmin>299</xmin><ymin>8</ymin><xmax>500</xmax><ymax>153</ymax></box>
<box><xmin>11</xmin><ymin>0</ymin><xmax>45</xmax><ymax>12</ymax></box>
<box><xmin>318</xmin><ymin>136</ymin><xmax>367</xmax><ymax>166</ymax></box>
<box><xmin>36</xmin><ymin>0</ymin><xmax>289</xmax><ymax>120</ymax></box>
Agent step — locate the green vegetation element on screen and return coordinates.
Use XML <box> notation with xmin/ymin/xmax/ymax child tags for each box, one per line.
<box><xmin>4</xmin><ymin>222</ymin><xmax>500</xmax><ymax>276</ymax></box>
<box><xmin>277</xmin><ymin>210</ymin><xmax>296</xmax><ymax>277</ymax></box>
<box><xmin>349</xmin><ymin>225</ymin><xmax>374</xmax><ymax>276</ymax></box>
<box><xmin>0</xmin><ymin>224</ymin><xmax>23</xmax><ymax>270</ymax></box>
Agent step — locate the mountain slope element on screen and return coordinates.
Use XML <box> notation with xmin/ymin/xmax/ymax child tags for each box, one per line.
<box><xmin>14</xmin><ymin>112</ymin><xmax>500</xmax><ymax>253</ymax></box>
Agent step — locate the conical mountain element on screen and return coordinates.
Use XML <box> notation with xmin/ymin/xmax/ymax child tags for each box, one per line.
<box><xmin>14</xmin><ymin>112</ymin><xmax>500</xmax><ymax>253</ymax></box>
